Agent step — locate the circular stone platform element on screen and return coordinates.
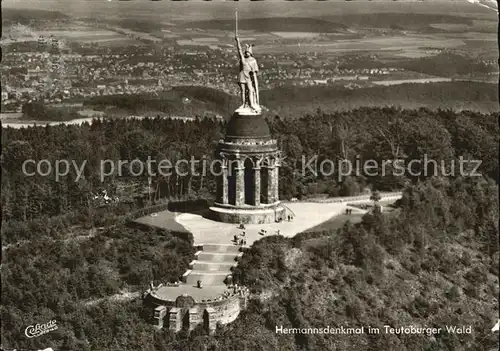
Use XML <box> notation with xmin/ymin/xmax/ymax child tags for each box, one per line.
<box><xmin>209</xmin><ymin>204</ymin><xmax>286</xmax><ymax>224</ymax></box>
<box><xmin>149</xmin><ymin>284</ymin><xmax>228</xmax><ymax>304</ymax></box>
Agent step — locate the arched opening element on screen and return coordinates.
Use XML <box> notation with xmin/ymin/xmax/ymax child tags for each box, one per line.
<box><xmin>227</xmin><ymin>159</ymin><xmax>236</xmax><ymax>205</ymax></box>
<box><xmin>261</xmin><ymin>167</ymin><xmax>269</xmax><ymax>204</ymax></box>
<box><xmin>182</xmin><ymin>310</ymin><xmax>190</xmax><ymax>330</ymax></box>
<box><xmin>216</xmin><ymin>160</ymin><xmax>222</xmax><ymax>202</ymax></box>
<box><xmin>203</xmin><ymin>309</ymin><xmax>210</xmax><ymax>331</ymax></box>
<box><xmin>244</xmin><ymin>158</ymin><xmax>255</xmax><ymax>205</ymax></box>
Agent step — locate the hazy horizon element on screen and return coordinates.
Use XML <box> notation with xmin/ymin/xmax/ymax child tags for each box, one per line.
<box><xmin>2</xmin><ymin>0</ymin><xmax>495</xmax><ymax>22</ymax></box>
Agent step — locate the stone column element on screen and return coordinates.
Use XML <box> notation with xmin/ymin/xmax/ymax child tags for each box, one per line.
<box><xmin>239</xmin><ymin>295</ymin><xmax>248</xmax><ymax>310</ymax></box>
<box><xmin>168</xmin><ymin>308</ymin><xmax>181</xmax><ymax>332</ymax></box>
<box><xmin>221</xmin><ymin>163</ymin><xmax>228</xmax><ymax>204</ymax></box>
<box><xmin>205</xmin><ymin>308</ymin><xmax>217</xmax><ymax>335</ymax></box>
<box><xmin>273</xmin><ymin>166</ymin><xmax>279</xmax><ymax>202</ymax></box>
<box><xmin>154</xmin><ymin>306</ymin><xmax>167</xmax><ymax>329</ymax></box>
<box><xmin>267</xmin><ymin>166</ymin><xmax>276</xmax><ymax>204</ymax></box>
<box><xmin>188</xmin><ymin>308</ymin><xmax>200</xmax><ymax>331</ymax></box>
<box><xmin>253</xmin><ymin>166</ymin><xmax>261</xmax><ymax>206</ymax></box>
<box><xmin>235</xmin><ymin>160</ymin><xmax>245</xmax><ymax>206</ymax></box>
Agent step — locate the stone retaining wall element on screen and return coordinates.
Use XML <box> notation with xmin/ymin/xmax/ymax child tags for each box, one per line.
<box><xmin>304</xmin><ymin>192</ymin><xmax>402</xmax><ymax>204</ymax></box>
<box><xmin>145</xmin><ymin>292</ymin><xmax>246</xmax><ymax>334</ymax></box>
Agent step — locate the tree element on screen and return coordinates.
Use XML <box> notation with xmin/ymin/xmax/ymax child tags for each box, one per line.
<box><xmin>370</xmin><ymin>190</ymin><xmax>381</xmax><ymax>205</ymax></box>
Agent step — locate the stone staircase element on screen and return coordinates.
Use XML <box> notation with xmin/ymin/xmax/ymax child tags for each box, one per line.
<box><xmin>201</xmin><ymin>244</ymin><xmax>241</xmax><ymax>253</ymax></box>
<box><xmin>182</xmin><ymin>244</ymin><xmax>242</xmax><ymax>286</ymax></box>
<box><xmin>185</xmin><ymin>271</ymin><xmax>231</xmax><ymax>285</ymax></box>
<box><xmin>192</xmin><ymin>261</ymin><xmax>236</xmax><ymax>271</ymax></box>
<box><xmin>197</xmin><ymin>251</ymin><xmax>242</xmax><ymax>263</ymax></box>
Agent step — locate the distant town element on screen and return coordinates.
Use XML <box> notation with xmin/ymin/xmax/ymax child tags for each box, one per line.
<box><xmin>1</xmin><ymin>8</ymin><xmax>498</xmax><ymax>116</ymax></box>
<box><xmin>2</xmin><ymin>20</ymin><xmax>497</xmax><ymax>114</ymax></box>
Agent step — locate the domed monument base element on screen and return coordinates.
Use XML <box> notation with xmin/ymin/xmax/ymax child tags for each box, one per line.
<box><xmin>210</xmin><ymin>108</ymin><xmax>284</xmax><ymax>224</ymax></box>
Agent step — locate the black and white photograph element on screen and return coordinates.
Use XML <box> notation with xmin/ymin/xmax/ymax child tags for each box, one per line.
<box><xmin>1</xmin><ymin>0</ymin><xmax>499</xmax><ymax>350</ymax></box>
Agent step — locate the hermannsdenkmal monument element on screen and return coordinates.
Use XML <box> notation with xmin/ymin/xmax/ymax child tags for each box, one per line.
<box><xmin>140</xmin><ymin>11</ymin><xmax>402</xmax><ymax>335</ymax></box>
<box><xmin>142</xmin><ymin>11</ymin><xmax>286</xmax><ymax>334</ymax></box>
<box><xmin>209</xmin><ymin>25</ymin><xmax>286</xmax><ymax>224</ymax></box>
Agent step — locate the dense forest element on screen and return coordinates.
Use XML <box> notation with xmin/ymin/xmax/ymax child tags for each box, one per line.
<box><xmin>260</xmin><ymin>82</ymin><xmax>498</xmax><ymax>117</ymax></box>
<box><xmin>201</xmin><ymin>177</ymin><xmax>498</xmax><ymax>351</ymax></box>
<box><xmin>18</xmin><ymin>82</ymin><xmax>499</xmax><ymax>122</ymax></box>
<box><xmin>1</xmin><ymin>106</ymin><xmax>499</xmax><ymax>350</ymax></box>
<box><xmin>2</xmin><ymin>8</ymin><xmax>70</xmax><ymax>25</ymax></box>
<box><xmin>396</xmin><ymin>53</ymin><xmax>494</xmax><ymax>77</ymax></box>
<box><xmin>2</xmin><ymin>106</ymin><xmax>498</xmax><ymax>227</ymax></box>
<box><xmin>1</xmin><ymin>225</ymin><xmax>195</xmax><ymax>350</ymax></box>
<box><xmin>338</xmin><ymin>52</ymin><xmax>496</xmax><ymax>78</ymax></box>
<box><xmin>1</xmin><ymin>178</ymin><xmax>497</xmax><ymax>350</ymax></box>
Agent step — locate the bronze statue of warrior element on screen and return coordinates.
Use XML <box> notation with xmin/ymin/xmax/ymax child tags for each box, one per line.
<box><xmin>235</xmin><ymin>36</ymin><xmax>260</xmax><ymax>111</ymax></box>
<box><xmin>234</xmin><ymin>10</ymin><xmax>260</xmax><ymax>112</ymax></box>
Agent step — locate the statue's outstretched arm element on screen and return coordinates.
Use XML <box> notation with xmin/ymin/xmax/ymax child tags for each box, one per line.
<box><xmin>235</xmin><ymin>36</ymin><xmax>244</xmax><ymax>62</ymax></box>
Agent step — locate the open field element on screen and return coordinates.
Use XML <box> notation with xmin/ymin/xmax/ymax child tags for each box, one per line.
<box><xmin>429</xmin><ymin>23</ymin><xmax>473</xmax><ymax>31</ymax></box>
<box><xmin>271</xmin><ymin>32</ymin><xmax>321</xmax><ymax>39</ymax></box>
<box><xmin>168</xmin><ymin>25</ymin><xmax>496</xmax><ymax>58</ymax></box>
<box><xmin>35</xmin><ymin>30</ymin><xmax>120</xmax><ymax>38</ymax></box>
<box><xmin>396</xmin><ymin>50</ymin><xmax>436</xmax><ymax>59</ymax></box>
<box><xmin>303</xmin><ymin>213</ymin><xmax>364</xmax><ymax>233</ymax></box>
<box><xmin>177</xmin><ymin>39</ymin><xmax>222</xmax><ymax>46</ymax></box>
<box><xmin>134</xmin><ymin>210</ymin><xmax>189</xmax><ymax>234</ymax></box>
<box><xmin>3</xmin><ymin>1</ymin><xmax>497</xmax><ymax>57</ymax></box>
<box><xmin>225</xmin><ymin>27</ymin><xmax>495</xmax><ymax>56</ymax></box>
<box><xmin>1</xmin><ymin>26</ymin><xmax>132</xmax><ymax>45</ymax></box>
<box><xmin>36</xmin><ymin>31</ymin><xmax>127</xmax><ymax>44</ymax></box>
<box><xmin>372</xmin><ymin>78</ymin><xmax>453</xmax><ymax>86</ymax></box>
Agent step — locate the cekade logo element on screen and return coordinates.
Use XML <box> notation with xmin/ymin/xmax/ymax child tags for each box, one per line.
<box><xmin>25</xmin><ymin>320</ymin><xmax>58</xmax><ymax>338</ymax></box>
